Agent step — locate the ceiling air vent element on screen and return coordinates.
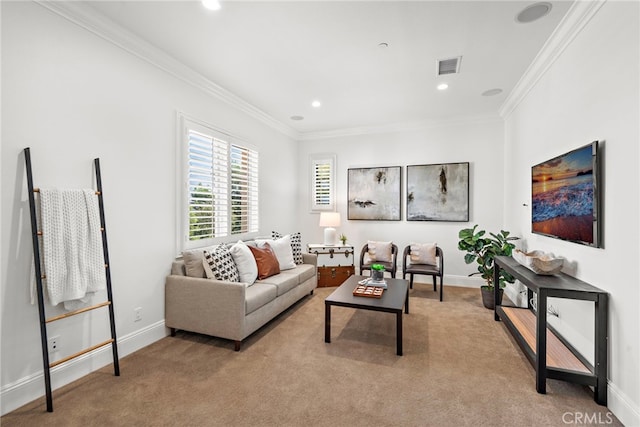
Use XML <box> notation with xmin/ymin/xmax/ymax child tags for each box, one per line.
<box><xmin>437</xmin><ymin>56</ymin><xmax>462</xmax><ymax>75</ymax></box>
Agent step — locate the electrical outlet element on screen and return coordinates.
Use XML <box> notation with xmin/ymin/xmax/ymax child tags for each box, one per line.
<box><xmin>134</xmin><ymin>307</ymin><xmax>142</xmax><ymax>322</ymax></box>
<box><xmin>48</xmin><ymin>336</ymin><xmax>61</xmax><ymax>353</ymax></box>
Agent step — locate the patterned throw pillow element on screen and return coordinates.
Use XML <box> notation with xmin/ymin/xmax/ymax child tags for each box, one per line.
<box><xmin>203</xmin><ymin>244</ymin><xmax>240</xmax><ymax>282</ymax></box>
<box><xmin>272</xmin><ymin>231</ymin><xmax>303</xmax><ymax>264</ymax></box>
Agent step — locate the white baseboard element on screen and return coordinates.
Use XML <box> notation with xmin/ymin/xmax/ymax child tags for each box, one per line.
<box><xmin>607</xmin><ymin>380</ymin><xmax>640</xmax><ymax>427</ymax></box>
<box><xmin>0</xmin><ymin>320</ymin><xmax>167</xmax><ymax>416</ymax></box>
<box><xmin>442</xmin><ymin>274</ymin><xmax>485</xmax><ymax>288</ymax></box>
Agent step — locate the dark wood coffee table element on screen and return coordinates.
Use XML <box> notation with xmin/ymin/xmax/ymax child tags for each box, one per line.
<box><xmin>324</xmin><ymin>275</ymin><xmax>409</xmax><ymax>355</ymax></box>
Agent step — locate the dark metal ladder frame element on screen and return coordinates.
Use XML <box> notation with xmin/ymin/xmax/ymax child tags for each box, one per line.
<box><xmin>24</xmin><ymin>147</ymin><xmax>120</xmax><ymax>412</ymax></box>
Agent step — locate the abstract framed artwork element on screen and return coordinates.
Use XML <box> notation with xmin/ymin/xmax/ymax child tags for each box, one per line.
<box><xmin>347</xmin><ymin>166</ymin><xmax>401</xmax><ymax>220</ymax></box>
<box><xmin>406</xmin><ymin>162</ymin><xmax>469</xmax><ymax>222</ymax></box>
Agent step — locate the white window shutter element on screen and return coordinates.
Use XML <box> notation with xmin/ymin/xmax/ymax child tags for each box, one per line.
<box><xmin>187</xmin><ymin>130</ymin><xmax>229</xmax><ymax>241</ymax></box>
<box><xmin>310</xmin><ymin>154</ymin><xmax>336</xmax><ymax>212</ymax></box>
<box><xmin>230</xmin><ymin>144</ymin><xmax>259</xmax><ymax>234</ymax></box>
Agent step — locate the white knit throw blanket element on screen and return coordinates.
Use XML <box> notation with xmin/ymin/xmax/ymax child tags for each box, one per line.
<box><xmin>39</xmin><ymin>189</ymin><xmax>106</xmax><ymax>309</ymax></box>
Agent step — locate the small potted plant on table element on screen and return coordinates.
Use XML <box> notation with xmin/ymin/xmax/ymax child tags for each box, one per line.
<box><xmin>371</xmin><ymin>263</ymin><xmax>385</xmax><ymax>282</ymax></box>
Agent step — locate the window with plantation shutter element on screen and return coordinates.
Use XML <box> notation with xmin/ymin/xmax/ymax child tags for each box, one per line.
<box><xmin>230</xmin><ymin>144</ymin><xmax>259</xmax><ymax>234</ymax></box>
<box><xmin>187</xmin><ymin>130</ymin><xmax>228</xmax><ymax>241</ymax></box>
<box><xmin>310</xmin><ymin>154</ymin><xmax>336</xmax><ymax>212</ymax></box>
<box><xmin>178</xmin><ymin>114</ymin><xmax>259</xmax><ymax>251</ymax></box>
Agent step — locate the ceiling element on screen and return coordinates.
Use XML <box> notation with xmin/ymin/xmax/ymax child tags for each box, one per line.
<box><xmin>84</xmin><ymin>1</ymin><xmax>573</xmax><ymax>136</ymax></box>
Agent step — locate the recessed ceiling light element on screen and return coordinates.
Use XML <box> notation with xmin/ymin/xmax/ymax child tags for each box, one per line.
<box><xmin>311</xmin><ymin>100</ymin><xmax>321</xmax><ymax>108</ymax></box>
<box><xmin>516</xmin><ymin>2</ymin><xmax>552</xmax><ymax>23</ymax></box>
<box><xmin>437</xmin><ymin>83</ymin><xmax>449</xmax><ymax>91</ymax></box>
<box><xmin>202</xmin><ymin>0</ymin><xmax>221</xmax><ymax>11</ymax></box>
<box><xmin>290</xmin><ymin>115</ymin><xmax>304</xmax><ymax>121</ymax></box>
<box><xmin>481</xmin><ymin>88</ymin><xmax>503</xmax><ymax>97</ymax></box>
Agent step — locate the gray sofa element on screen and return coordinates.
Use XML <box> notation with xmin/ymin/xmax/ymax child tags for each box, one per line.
<box><xmin>165</xmin><ymin>247</ymin><xmax>317</xmax><ymax>351</ymax></box>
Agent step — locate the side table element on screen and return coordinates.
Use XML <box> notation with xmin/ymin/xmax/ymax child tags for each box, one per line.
<box><xmin>307</xmin><ymin>244</ymin><xmax>355</xmax><ymax>287</ymax></box>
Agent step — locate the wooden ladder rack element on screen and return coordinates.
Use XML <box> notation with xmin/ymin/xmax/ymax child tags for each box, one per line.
<box><xmin>24</xmin><ymin>147</ymin><xmax>120</xmax><ymax>412</ymax></box>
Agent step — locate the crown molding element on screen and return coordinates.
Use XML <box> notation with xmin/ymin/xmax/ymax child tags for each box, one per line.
<box><xmin>499</xmin><ymin>0</ymin><xmax>607</xmax><ymax>119</ymax></box>
<box><xmin>298</xmin><ymin>113</ymin><xmax>502</xmax><ymax>141</ymax></box>
<box><xmin>35</xmin><ymin>1</ymin><xmax>300</xmax><ymax>140</ymax></box>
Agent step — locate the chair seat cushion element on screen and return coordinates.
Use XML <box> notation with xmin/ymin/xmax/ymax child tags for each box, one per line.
<box><xmin>405</xmin><ymin>263</ymin><xmax>440</xmax><ymax>275</ymax></box>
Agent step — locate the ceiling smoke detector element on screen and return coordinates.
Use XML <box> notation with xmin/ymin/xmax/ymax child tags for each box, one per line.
<box><xmin>437</xmin><ymin>57</ymin><xmax>462</xmax><ymax>76</ymax></box>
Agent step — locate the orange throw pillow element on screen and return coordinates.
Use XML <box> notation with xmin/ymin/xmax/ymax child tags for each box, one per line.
<box><xmin>248</xmin><ymin>243</ymin><xmax>281</xmax><ymax>280</ymax></box>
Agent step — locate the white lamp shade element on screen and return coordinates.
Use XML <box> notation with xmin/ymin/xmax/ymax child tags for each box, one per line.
<box><xmin>319</xmin><ymin>212</ymin><xmax>341</xmax><ymax>227</ymax></box>
<box><xmin>319</xmin><ymin>212</ymin><xmax>341</xmax><ymax>245</ymax></box>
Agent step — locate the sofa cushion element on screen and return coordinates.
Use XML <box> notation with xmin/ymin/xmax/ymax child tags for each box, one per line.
<box><xmin>182</xmin><ymin>248</ymin><xmax>210</xmax><ymax>278</ymax></box>
<box><xmin>245</xmin><ymin>283</ymin><xmax>277</xmax><ymax>315</ymax></box>
<box><xmin>409</xmin><ymin>242</ymin><xmax>437</xmax><ymax>266</ymax></box>
<box><xmin>203</xmin><ymin>244</ymin><xmax>240</xmax><ymax>282</ymax></box>
<box><xmin>248</xmin><ymin>243</ymin><xmax>280</xmax><ymax>280</ymax></box>
<box><xmin>230</xmin><ymin>240</ymin><xmax>258</xmax><ymax>285</ymax></box>
<box><xmin>290</xmin><ymin>263</ymin><xmax>316</xmax><ymax>284</ymax></box>
<box><xmin>272</xmin><ymin>231</ymin><xmax>303</xmax><ymax>265</ymax></box>
<box><xmin>258</xmin><ymin>270</ymin><xmax>299</xmax><ymax>296</ymax></box>
<box><xmin>257</xmin><ymin>235</ymin><xmax>296</xmax><ymax>270</ymax></box>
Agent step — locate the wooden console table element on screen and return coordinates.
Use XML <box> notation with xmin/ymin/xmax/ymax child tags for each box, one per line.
<box><xmin>493</xmin><ymin>256</ymin><xmax>608</xmax><ymax>405</ymax></box>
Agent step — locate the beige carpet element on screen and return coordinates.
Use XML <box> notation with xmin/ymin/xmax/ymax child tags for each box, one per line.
<box><xmin>2</xmin><ymin>285</ymin><xmax>620</xmax><ymax>426</ymax></box>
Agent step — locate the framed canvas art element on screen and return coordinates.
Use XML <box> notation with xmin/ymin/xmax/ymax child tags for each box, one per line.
<box><xmin>406</xmin><ymin>162</ymin><xmax>469</xmax><ymax>221</ymax></box>
<box><xmin>347</xmin><ymin>166</ymin><xmax>401</xmax><ymax>220</ymax></box>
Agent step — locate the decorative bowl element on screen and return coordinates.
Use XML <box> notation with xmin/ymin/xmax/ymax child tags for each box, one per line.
<box><xmin>513</xmin><ymin>249</ymin><xmax>564</xmax><ymax>275</ymax></box>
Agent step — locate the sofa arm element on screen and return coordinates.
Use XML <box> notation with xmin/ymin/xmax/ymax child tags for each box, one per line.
<box><xmin>165</xmin><ymin>275</ymin><xmax>246</xmax><ymax>341</ymax></box>
<box><xmin>302</xmin><ymin>252</ymin><xmax>317</xmax><ymax>268</ymax></box>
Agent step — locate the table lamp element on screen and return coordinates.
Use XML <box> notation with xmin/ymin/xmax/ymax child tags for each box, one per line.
<box><xmin>319</xmin><ymin>212</ymin><xmax>341</xmax><ymax>246</ymax></box>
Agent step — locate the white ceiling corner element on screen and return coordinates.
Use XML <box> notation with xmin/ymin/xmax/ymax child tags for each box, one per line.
<box><xmin>37</xmin><ymin>1</ymin><xmax>580</xmax><ymax>140</ymax></box>
<box><xmin>35</xmin><ymin>0</ymin><xmax>300</xmax><ymax>140</ymax></box>
<box><xmin>498</xmin><ymin>0</ymin><xmax>607</xmax><ymax>119</ymax></box>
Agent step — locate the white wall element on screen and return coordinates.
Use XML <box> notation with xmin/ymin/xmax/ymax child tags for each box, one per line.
<box><xmin>503</xmin><ymin>1</ymin><xmax>639</xmax><ymax>425</ymax></box>
<box><xmin>297</xmin><ymin>118</ymin><xmax>506</xmax><ymax>285</ymax></box>
<box><xmin>0</xmin><ymin>2</ymin><xmax>297</xmax><ymax>414</ymax></box>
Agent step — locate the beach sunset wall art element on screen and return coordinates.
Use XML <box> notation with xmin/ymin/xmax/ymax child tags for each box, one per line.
<box><xmin>531</xmin><ymin>141</ymin><xmax>601</xmax><ymax>247</ymax></box>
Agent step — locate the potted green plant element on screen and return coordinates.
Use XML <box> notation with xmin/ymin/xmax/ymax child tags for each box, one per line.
<box><xmin>458</xmin><ymin>224</ymin><xmax>519</xmax><ymax>309</ymax></box>
<box><xmin>371</xmin><ymin>263</ymin><xmax>385</xmax><ymax>282</ymax></box>
<box><xmin>339</xmin><ymin>233</ymin><xmax>347</xmax><ymax>245</ymax></box>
